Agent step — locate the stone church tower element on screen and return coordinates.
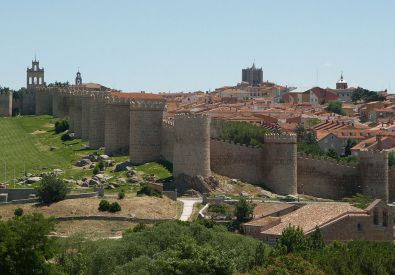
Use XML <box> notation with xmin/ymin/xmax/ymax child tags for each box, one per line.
<box><xmin>26</xmin><ymin>57</ymin><xmax>45</xmax><ymax>88</ymax></box>
<box><xmin>336</xmin><ymin>73</ymin><xmax>348</xmax><ymax>89</ymax></box>
<box><xmin>75</xmin><ymin>69</ymin><xmax>82</xmax><ymax>85</ymax></box>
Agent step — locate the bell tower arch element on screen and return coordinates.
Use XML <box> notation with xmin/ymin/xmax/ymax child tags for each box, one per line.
<box><xmin>26</xmin><ymin>57</ymin><xmax>45</xmax><ymax>88</ymax></box>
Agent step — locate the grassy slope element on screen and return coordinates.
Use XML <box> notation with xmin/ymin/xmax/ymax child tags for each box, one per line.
<box><xmin>0</xmin><ymin>115</ymin><xmax>172</xmax><ymax>187</ymax></box>
<box><xmin>0</xmin><ymin>115</ymin><xmax>95</xmax><ymax>184</ymax></box>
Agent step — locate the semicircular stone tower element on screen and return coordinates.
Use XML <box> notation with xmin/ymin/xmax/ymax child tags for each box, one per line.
<box><xmin>262</xmin><ymin>133</ymin><xmax>297</xmax><ymax>195</ymax></box>
<box><xmin>173</xmin><ymin>113</ymin><xmax>211</xmax><ymax>178</ymax></box>
<box><xmin>129</xmin><ymin>100</ymin><xmax>166</xmax><ymax>164</ymax></box>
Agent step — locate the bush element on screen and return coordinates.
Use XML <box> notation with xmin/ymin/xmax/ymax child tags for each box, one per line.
<box><xmin>118</xmin><ymin>190</ymin><xmax>125</xmax><ymax>200</ymax></box>
<box><xmin>92</xmin><ymin>166</ymin><xmax>99</xmax><ymax>175</ymax></box>
<box><xmin>55</xmin><ymin>117</ymin><xmax>69</xmax><ymax>133</ymax></box>
<box><xmin>109</xmin><ymin>202</ymin><xmax>121</xmax><ymax>213</ymax></box>
<box><xmin>14</xmin><ymin>207</ymin><xmax>24</xmax><ymax>217</ymax></box>
<box><xmin>133</xmin><ymin>222</ymin><xmax>147</xmax><ymax>232</ymax></box>
<box><xmin>36</xmin><ymin>174</ymin><xmax>68</xmax><ymax>204</ymax></box>
<box><xmin>98</xmin><ymin>200</ymin><xmax>110</xmax><ymax>211</ymax></box>
<box><xmin>137</xmin><ymin>184</ymin><xmax>162</xmax><ymax>197</ymax></box>
<box><xmin>61</xmin><ymin>133</ymin><xmax>72</xmax><ymax>142</ymax></box>
<box><xmin>325</xmin><ymin>100</ymin><xmax>345</xmax><ymax>115</ymax></box>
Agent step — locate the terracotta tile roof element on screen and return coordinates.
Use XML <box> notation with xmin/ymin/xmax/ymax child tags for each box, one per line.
<box><xmin>261</xmin><ymin>203</ymin><xmax>365</xmax><ymax>236</ymax></box>
<box><xmin>253</xmin><ymin>202</ymin><xmax>296</xmax><ymax>219</ymax></box>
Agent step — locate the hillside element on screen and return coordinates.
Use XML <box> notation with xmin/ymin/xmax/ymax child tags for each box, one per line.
<box><xmin>0</xmin><ymin>115</ymin><xmax>96</xmax><ymax>183</ymax></box>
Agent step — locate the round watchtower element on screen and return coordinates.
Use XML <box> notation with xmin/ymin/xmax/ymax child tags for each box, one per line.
<box><xmin>262</xmin><ymin>134</ymin><xmax>297</xmax><ymax>195</ymax></box>
<box><xmin>104</xmin><ymin>96</ymin><xmax>131</xmax><ymax>155</ymax></box>
<box><xmin>359</xmin><ymin>150</ymin><xmax>389</xmax><ymax>202</ymax></box>
<box><xmin>129</xmin><ymin>100</ymin><xmax>165</xmax><ymax>164</ymax></box>
<box><xmin>88</xmin><ymin>93</ymin><xmax>107</xmax><ymax>149</ymax></box>
<box><xmin>173</xmin><ymin>113</ymin><xmax>211</xmax><ymax>178</ymax></box>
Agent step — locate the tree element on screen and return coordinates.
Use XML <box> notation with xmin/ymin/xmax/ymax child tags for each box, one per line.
<box><xmin>36</xmin><ymin>174</ymin><xmax>69</xmax><ymax>204</ymax></box>
<box><xmin>277</xmin><ymin>225</ymin><xmax>309</xmax><ymax>254</ymax></box>
<box><xmin>308</xmin><ymin>227</ymin><xmax>325</xmax><ymax>250</ymax></box>
<box><xmin>344</xmin><ymin>139</ymin><xmax>357</xmax><ymax>156</ymax></box>
<box><xmin>326</xmin><ymin>148</ymin><xmax>338</xmax><ymax>159</ymax></box>
<box><xmin>0</xmin><ymin>214</ymin><xmax>56</xmax><ymax>274</ymax></box>
<box><xmin>351</xmin><ymin>87</ymin><xmax>385</xmax><ymax>103</ymax></box>
<box><xmin>326</xmin><ymin>100</ymin><xmax>345</xmax><ymax>115</ymax></box>
<box><xmin>234</xmin><ymin>197</ymin><xmax>255</xmax><ymax>223</ymax></box>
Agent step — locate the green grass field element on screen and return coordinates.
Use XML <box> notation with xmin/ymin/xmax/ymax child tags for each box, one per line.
<box><xmin>0</xmin><ymin>115</ymin><xmax>96</xmax><ymax>184</ymax></box>
<box><xmin>0</xmin><ymin>115</ymin><xmax>172</xmax><ymax>187</ymax></box>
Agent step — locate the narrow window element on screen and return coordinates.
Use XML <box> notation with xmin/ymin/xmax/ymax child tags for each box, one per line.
<box><xmin>357</xmin><ymin>223</ymin><xmax>363</xmax><ymax>231</ymax></box>
<box><xmin>373</xmin><ymin>209</ymin><xmax>379</xmax><ymax>225</ymax></box>
<box><xmin>383</xmin><ymin>210</ymin><xmax>388</xmax><ymax>227</ymax></box>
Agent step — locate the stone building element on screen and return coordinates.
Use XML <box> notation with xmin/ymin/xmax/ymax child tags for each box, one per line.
<box><xmin>243</xmin><ymin>199</ymin><xmax>393</xmax><ymax>244</ymax></box>
<box><xmin>242</xmin><ymin>63</ymin><xmax>263</xmax><ymax>86</ymax></box>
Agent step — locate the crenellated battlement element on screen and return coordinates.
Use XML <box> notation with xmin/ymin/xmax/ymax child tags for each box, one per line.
<box><xmin>130</xmin><ymin>100</ymin><xmax>166</xmax><ymax>111</ymax></box>
<box><xmin>358</xmin><ymin>150</ymin><xmax>389</xmax><ymax>162</ymax></box>
<box><xmin>298</xmin><ymin>153</ymin><xmax>358</xmax><ymax>168</ymax></box>
<box><xmin>210</xmin><ymin>138</ymin><xmax>261</xmax><ymax>149</ymax></box>
<box><xmin>264</xmin><ymin>133</ymin><xmax>297</xmax><ymax>144</ymax></box>
<box><xmin>162</xmin><ymin>119</ymin><xmax>175</xmax><ymax>129</ymax></box>
<box><xmin>105</xmin><ymin>96</ymin><xmax>134</xmax><ymax>105</ymax></box>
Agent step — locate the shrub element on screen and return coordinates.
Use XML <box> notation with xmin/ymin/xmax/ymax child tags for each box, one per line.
<box><xmin>109</xmin><ymin>202</ymin><xmax>121</xmax><ymax>213</ymax></box>
<box><xmin>14</xmin><ymin>207</ymin><xmax>24</xmax><ymax>217</ymax></box>
<box><xmin>97</xmin><ymin>160</ymin><xmax>104</xmax><ymax>171</ymax></box>
<box><xmin>61</xmin><ymin>133</ymin><xmax>72</xmax><ymax>142</ymax></box>
<box><xmin>98</xmin><ymin>200</ymin><xmax>110</xmax><ymax>211</ymax></box>
<box><xmin>55</xmin><ymin>117</ymin><xmax>69</xmax><ymax>133</ymax></box>
<box><xmin>92</xmin><ymin>166</ymin><xmax>99</xmax><ymax>175</ymax></box>
<box><xmin>133</xmin><ymin>222</ymin><xmax>147</xmax><ymax>232</ymax></box>
<box><xmin>118</xmin><ymin>190</ymin><xmax>125</xmax><ymax>199</ymax></box>
<box><xmin>137</xmin><ymin>184</ymin><xmax>162</xmax><ymax>197</ymax></box>
<box><xmin>234</xmin><ymin>197</ymin><xmax>255</xmax><ymax>223</ymax></box>
<box><xmin>36</xmin><ymin>174</ymin><xmax>68</xmax><ymax>204</ymax></box>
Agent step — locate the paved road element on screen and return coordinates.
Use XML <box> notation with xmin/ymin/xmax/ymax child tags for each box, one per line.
<box><xmin>178</xmin><ymin>197</ymin><xmax>202</xmax><ymax>221</ymax></box>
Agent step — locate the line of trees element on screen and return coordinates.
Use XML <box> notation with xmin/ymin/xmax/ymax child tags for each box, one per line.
<box><xmin>2</xmin><ymin>213</ymin><xmax>395</xmax><ymax>274</ymax></box>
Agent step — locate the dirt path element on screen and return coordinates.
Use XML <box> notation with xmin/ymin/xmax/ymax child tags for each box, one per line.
<box><xmin>178</xmin><ymin>197</ymin><xmax>202</xmax><ymax>221</ymax></box>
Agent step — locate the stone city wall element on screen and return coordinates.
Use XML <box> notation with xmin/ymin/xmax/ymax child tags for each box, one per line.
<box><xmin>21</xmin><ymin>90</ymin><xmax>35</xmax><ymax>115</ymax></box>
<box><xmin>297</xmin><ymin>155</ymin><xmax>360</xmax><ymax>199</ymax></box>
<box><xmin>35</xmin><ymin>87</ymin><xmax>53</xmax><ymax>115</ymax></box>
<box><xmin>0</xmin><ymin>91</ymin><xmax>12</xmax><ymax>117</ymax></box>
<box><xmin>210</xmin><ymin>139</ymin><xmax>265</xmax><ymax>186</ymax></box>
<box><xmin>388</xmin><ymin>166</ymin><xmax>395</xmax><ymax>203</ymax></box>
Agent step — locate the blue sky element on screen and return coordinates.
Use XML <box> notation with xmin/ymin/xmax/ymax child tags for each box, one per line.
<box><xmin>1</xmin><ymin>0</ymin><xmax>394</xmax><ymax>92</ymax></box>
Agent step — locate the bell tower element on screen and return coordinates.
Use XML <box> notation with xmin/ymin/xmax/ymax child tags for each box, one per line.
<box><xmin>26</xmin><ymin>57</ymin><xmax>45</xmax><ymax>88</ymax></box>
<box><xmin>75</xmin><ymin>69</ymin><xmax>82</xmax><ymax>85</ymax></box>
